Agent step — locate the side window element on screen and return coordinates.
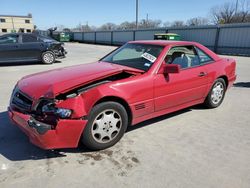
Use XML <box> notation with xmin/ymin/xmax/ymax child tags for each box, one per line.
<box><xmin>166</xmin><ymin>46</ymin><xmax>200</xmax><ymax>69</ymax></box>
<box><xmin>0</xmin><ymin>35</ymin><xmax>18</xmax><ymax>44</ymax></box>
<box><xmin>195</xmin><ymin>47</ymin><xmax>213</xmax><ymax>64</ymax></box>
<box><xmin>22</xmin><ymin>35</ymin><xmax>38</xmax><ymax>43</ymax></box>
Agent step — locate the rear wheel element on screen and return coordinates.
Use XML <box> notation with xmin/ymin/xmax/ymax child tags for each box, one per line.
<box><xmin>82</xmin><ymin>102</ymin><xmax>128</xmax><ymax>150</ymax></box>
<box><xmin>41</xmin><ymin>51</ymin><xmax>55</xmax><ymax>64</ymax></box>
<box><xmin>204</xmin><ymin>78</ymin><xmax>226</xmax><ymax>108</ymax></box>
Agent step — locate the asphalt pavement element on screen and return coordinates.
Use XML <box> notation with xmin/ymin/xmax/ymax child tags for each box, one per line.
<box><xmin>0</xmin><ymin>43</ymin><xmax>250</xmax><ymax>188</ymax></box>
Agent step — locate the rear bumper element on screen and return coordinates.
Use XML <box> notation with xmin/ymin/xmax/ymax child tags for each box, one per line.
<box><xmin>8</xmin><ymin>107</ymin><xmax>87</xmax><ymax>150</ymax></box>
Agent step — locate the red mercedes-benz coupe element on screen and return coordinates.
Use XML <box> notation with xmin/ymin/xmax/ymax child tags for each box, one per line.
<box><xmin>8</xmin><ymin>40</ymin><xmax>236</xmax><ymax>150</ymax></box>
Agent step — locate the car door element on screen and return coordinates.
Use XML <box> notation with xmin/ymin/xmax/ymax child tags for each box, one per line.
<box><xmin>19</xmin><ymin>34</ymin><xmax>44</xmax><ymax>60</ymax></box>
<box><xmin>0</xmin><ymin>34</ymin><xmax>20</xmax><ymax>62</ymax></box>
<box><xmin>154</xmin><ymin>45</ymin><xmax>210</xmax><ymax>111</ymax></box>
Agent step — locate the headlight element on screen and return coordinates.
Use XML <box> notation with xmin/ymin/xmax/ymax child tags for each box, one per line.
<box><xmin>55</xmin><ymin>108</ymin><xmax>72</xmax><ymax>118</ymax></box>
<box><xmin>42</xmin><ymin>103</ymin><xmax>72</xmax><ymax>119</ymax></box>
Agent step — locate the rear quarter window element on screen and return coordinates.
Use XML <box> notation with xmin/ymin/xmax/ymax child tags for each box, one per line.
<box><xmin>195</xmin><ymin>47</ymin><xmax>213</xmax><ymax>64</ymax></box>
<box><xmin>0</xmin><ymin>35</ymin><xmax>18</xmax><ymax>44</ymax></box>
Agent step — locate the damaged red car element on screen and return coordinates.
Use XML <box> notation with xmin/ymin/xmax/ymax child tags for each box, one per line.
<box><xmin>8</xmin><ymin>40</ymin><xmax>236</xmax><ymax>150</ymax></box>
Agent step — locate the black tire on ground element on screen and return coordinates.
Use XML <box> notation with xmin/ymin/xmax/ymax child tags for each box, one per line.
<box><xmin>204</xmin><ymin>78</ymin><xmax>226</xmax><ymax>108</ymax></box>
<box><xmin>81</xmin><ymin>101</ymin><xmax>128</xmax><ymax>150</ymax></box>
<box><xmin>41</xmin><ymin>51</ymin><xmax>55</xmax><ymax>64</ymax></box>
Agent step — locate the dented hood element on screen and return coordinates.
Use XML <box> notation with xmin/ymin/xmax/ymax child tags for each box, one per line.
<box><xmin>17</xmin><ymin>62</ymin><xmax>124</xmax><ymax>99</ymax></box>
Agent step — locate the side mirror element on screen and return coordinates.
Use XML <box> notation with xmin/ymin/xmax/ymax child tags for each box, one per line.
<box><xmin>159</xmin><ymin>63</ymin><xmax>181</xmax><ymax>74</ymax></box>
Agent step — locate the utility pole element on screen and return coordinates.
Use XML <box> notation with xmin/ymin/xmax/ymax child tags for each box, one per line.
<box><xmin>235</xmin><ymin>0</ymin><xmax>239</xmax><ymax>14</ymax></box>
<box><xmin>146</xmin><ymin>13</ymin><xmax>149</xmax><ymax>27</ymax></box>
<box><xmin>11</xmin><ymin>17</ymin><xmax>15</xmax><ymax>30</ymax></box>
<box><xmin>136</xmin><ymin>0</ymin><xmax>139</xmax><ymax>29</ymax></box>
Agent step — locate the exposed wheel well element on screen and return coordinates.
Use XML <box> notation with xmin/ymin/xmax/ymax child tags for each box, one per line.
<box><xmin>94</xmin><ymin>96</ymin><xmax>132</xmax><ymax>126</ymax></box>
<box><xmin>218</xmin><ymin>75</ymin><xmax>228</xmax><ymax>88</ymax></box>
<box><xmin>42</xmin><ymin>50</ymin><xmax>55</xmax><ymax>56</ymax></box>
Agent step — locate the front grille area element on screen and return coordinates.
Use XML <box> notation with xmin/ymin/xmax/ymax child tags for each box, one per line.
<box><xmin>11</xmin><ymin>89</ymin><xmax>33</xmax><ymax>113</ymax></box>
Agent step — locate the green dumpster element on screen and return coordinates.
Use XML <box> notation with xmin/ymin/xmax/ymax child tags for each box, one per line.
<box><xmin>154</xmin><ymin>33</ymin><xmax>181</xmax><ymax>41</ymax></box>
<box><xmin>58</xmin><ymin>32</ymin><xmax>70</xmax><ymax>42</ymax></box>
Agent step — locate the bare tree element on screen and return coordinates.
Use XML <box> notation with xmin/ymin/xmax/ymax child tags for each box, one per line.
<box><xmin>187</xmin><ymin>17</ymin><xmax>210</xmax><ymax>26</ymax></box>
<box><xmin>56</xmin><ymin>24</ymin><xmax>65</xmax><ymax>31</ymax></box>
<box><xmin>210</xmin><ymin>2</ymin><xmax>235</xmax><ymax>24</ymax></box>
<box><xmin>63</xmin><ymin>28</ymin><xmax>71</xmax><ymax>32</ymax></box>
<box><xmin>139</xmin><ymin>19</ymin><xmax>162</xmax><ymax>28</ymax></box>
<box><xmin>117</xmin><ymin>21</ymin><xmax>136</xmax><ymax>30</ymax></box>
<box><xmin>98</xmin><ymin>23</ymin><xmax>117</xmax><ymax>31</ymax></box>
<box><xmin>171</xmin><ymin>21</ymin><xmax>185</xmax><ymax>27</ymax></box>
<box><xmin>163</xmin><ymin>21</ymin><xmax>171</xmax><ymax>27</ymax></box>
<box><xmin>210</xmin><ymin>0</ymin><xmax>250</xmax><ymax>24</ymax></box>
<box><xmin>82</xmin><ymin>24</ymin><xmax>93</xmax><ymax>32</ymax></box>
<box><xmin>232</xmin><ymin>0</ymin><xmax>250</xmax><ymax>22</ymax></box>
<box><xmin>72</xmin><ymin>23</ymin><xmax>93</xmax><ymax>32</ymax></box>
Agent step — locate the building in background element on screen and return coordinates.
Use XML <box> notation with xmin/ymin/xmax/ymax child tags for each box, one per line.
<box><xmin>0</xmin><ymin>14</ymin><xmax>34</xmax><ymax>34</ymax></box>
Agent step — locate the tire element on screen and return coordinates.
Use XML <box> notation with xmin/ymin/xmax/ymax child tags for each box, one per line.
<box><xmin>82</xmin><ymin>102</ymin><xmax>128</xmax><ymax>150</ymax></box>
<box><xmin>204</xmin><ymin>78</ymin><xmax>226</xmax><ymax>108</ymax></box>
<box><xmin>41</xmin><ymin>51</ymin><xmax>55</xmax><ymax>64</ymax></box>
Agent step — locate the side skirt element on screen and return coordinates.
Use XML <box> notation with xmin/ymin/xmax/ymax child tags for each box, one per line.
<box><xmin>131</xmin><ymin>98</ymin><xmax>205</xmax><ymax>125</ymax></box>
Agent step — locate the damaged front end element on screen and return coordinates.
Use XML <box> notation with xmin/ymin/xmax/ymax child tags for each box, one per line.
<box><xmin>8</xmin><ymin>70</ymin><xmax>137</xmax><ymax>149</ymax></box>
<box><xmin>8</xmin><ymin>87</ymin><xmax>88</xmax><ymax>149</ymax></box>
<box><xmin>27</xmin><ymin>98</ymin><xmax>74</xmax><ymax>134</ymax></box>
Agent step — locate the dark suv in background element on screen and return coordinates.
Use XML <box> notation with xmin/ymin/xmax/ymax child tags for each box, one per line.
<box><xmin>0</xmin><ymin>33</ymin><xmax>67</xmax><ymax>64</ymax></box>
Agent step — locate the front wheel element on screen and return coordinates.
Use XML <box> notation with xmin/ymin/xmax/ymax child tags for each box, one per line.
<box><xmin>81</xmin><ymin>102</ymin><xmax>128</xmax><ymax>150</ymax></box>
<box><xmin>204</xmin><ymin>78</ymin><xmax>226</xmax><ymax>108</ymax></box>
<box><xmin>41</xmin><ymin>51</ymin><xmax>55</xmax><ymax>64</ymax></box>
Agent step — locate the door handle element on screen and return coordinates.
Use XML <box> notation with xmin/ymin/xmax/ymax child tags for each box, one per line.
<box><xmin>198</xmin><ymin>72</ymin><xmax>207</xmax><ymax>77</ymax></box>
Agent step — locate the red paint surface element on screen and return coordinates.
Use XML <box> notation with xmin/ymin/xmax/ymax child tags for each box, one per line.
<box><xmin>9</xmin><ymin>41</ymin><xmax>237</xmax><ymax>149</ymax></box>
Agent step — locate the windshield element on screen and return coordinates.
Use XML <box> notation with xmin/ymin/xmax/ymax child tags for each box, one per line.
<box><xmin>101</xmin><ymin>43</ymin><xmax>164</xmax><ymax>71</ymax></box>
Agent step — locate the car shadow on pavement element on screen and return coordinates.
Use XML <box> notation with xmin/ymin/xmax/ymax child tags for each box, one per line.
<box><xmin>233</xmin><ymin>82</ymin><xmax>250</xmax><ymax>88</ymax></box>
<box><xmin>0</xmin><ymin>105</ymin><xmax>203</xmax><ymax>161</ymax></box>
<box><xmin>0</xmin><ymin>111</ymin><xmax>68</xmax><ymax>161</ymax></box>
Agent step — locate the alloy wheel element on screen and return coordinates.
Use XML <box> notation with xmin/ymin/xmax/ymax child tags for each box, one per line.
<box><xmin>43</xmin><ymin>53</ymin><xmax>54</xmax><ymax>64</ymax></box>
<box><xmin>91</xmin><ymin>109</ymin><xmax>122</xmax><ymax>144</ymax></box>
<box><xmin>211</xmin><ymin>82</ymin><xmax>224</xmax><ymax>104</ymax></box>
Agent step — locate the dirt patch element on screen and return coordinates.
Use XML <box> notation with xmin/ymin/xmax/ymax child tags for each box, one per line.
<box><xmin>77</xmin><ymin>144</ymin><xmax>140</xmax><ymax>177</ymax></box>
<box><xmin>131</xmin><ymin>157</ymin><xmax>139</xmax><ymax>163</ymax></box>
<box><xmin>0</xmin><ymin>177</ymin><xmax>7</xmax><ymax>183</ymax></box>
<box><xmin>77</xmin><ymin>159</ymin><xmax>85</xmax><ymax>164</ymax></box>
<box><xmin>83</xmin><ymin>153</ymin><xmax>103</xmax><ymax>161</ymax></box>
<box><xmin>45</xmin><ymin>158</ymin><xmax>55</xmax><ymax>176</ymax></box>
<box><xmin>118</xmin><ymin>171</ymin><xmax>127</xmax><ymax>177</ymax></box>
<box><xmin>100</xmin><ymin>149</ymin><xmax>113</xmax><ymax>157</ymax></box>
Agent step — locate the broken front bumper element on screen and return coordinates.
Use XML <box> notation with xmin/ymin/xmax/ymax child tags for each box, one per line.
<box><xmin>8</xmin><ymin>107</ymin><xmax>87</xmax><ymax>150</ymax></box>
<box><xmin>53</xmin><ymin>47</ymin><xmax>67</xmax><ymax>59</ymax></box>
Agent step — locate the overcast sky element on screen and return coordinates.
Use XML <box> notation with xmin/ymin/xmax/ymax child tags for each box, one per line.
<box><xmin>0</xmin><ymin>0</ymin><xmax>232</xmax><ymax>29</ymax></box>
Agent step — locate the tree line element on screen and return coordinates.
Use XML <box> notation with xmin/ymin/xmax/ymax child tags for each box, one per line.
<box><xmin>60</xmin><ymin>0</ymin><xmax>250</xmax><ymax>32</ymax></box>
